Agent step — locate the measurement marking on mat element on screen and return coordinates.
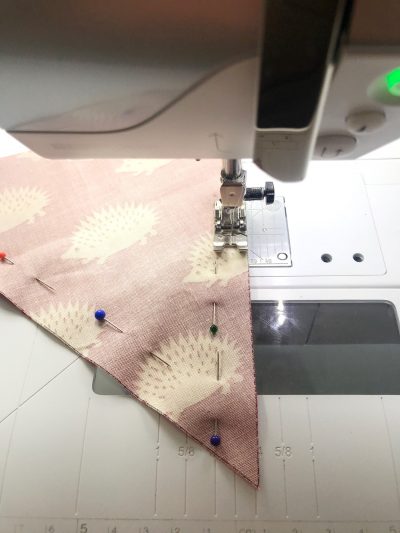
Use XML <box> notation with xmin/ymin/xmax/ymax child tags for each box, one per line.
<box><xmin>282</xmin><ymin>458</ymin><xmax>289</xmax><ymax>519</ymax></box>
<box><xmin>154</xmin><ymin>413</ymin><xmax>161</xmax><ymax>516</ymax></box>
<box><xmin>214</xmin><ymin>458</ymin><xmax>217</xmax><ymax>517</ymax></box>
<box><xmin>184</xmin><ymin>434</ymin><xmax>188</xmax><ymax>517</ymax></box>
<box><xmin>234</xmin><ymin>473</ymin><xmax>237</xmax><ymax>518</ymax></box>
<box><xmin>306</xmin><ymin>396</ymin><xmax>320</xmax><ymax>518</ymax></box>
<box><xmin>381</xmin><ymin>397</ymin><xmax>400</xmax><ymax>510</ymax></box>
<box><xmin>75</xmin><ymin>396</ymin><xmax>91</xmax><ymax>515</ymax></box>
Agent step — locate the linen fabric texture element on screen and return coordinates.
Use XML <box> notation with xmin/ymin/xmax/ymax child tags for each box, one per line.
<box><xmin>0</xmin><ymin>154</ymin><xmax>259</xmax><ymax>487</ymax></box>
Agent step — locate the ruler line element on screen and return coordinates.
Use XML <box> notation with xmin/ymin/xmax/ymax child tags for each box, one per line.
<box><xmin>381</xmin><ymin>397</ymin><xmax>400</xmax><ymax>511</ymax></box>
<box><xmin>74</xmin><ymin>396</ymin><xmax>91</xmax><ymax>516</ymax></box>
<box><xmin>154</xmin><ymin>414</ymin><xmax>161</xmax><ymax>517</ymax></box>
<box><xmin>283</xmin><ymin>458</ymin><xmax>289</xmax><ymax>519</ymax></box>
<box><xmin>0</xmin><ymin>327</ymin><xmax>39</xmax><ymax>507</ymax></box>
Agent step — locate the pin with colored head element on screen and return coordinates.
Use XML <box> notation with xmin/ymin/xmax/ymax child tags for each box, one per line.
<box><xmin>0</xmin><ymin>251</ymin><xmax>14</xmax><ymax>264</ymax></box>
<box><xmin>210</xmin><ymin>302</ymin><xmax>218</xmax><ymax>336</ymax></box>
<box><xmin>210</xmin><ymin>419</ymin><xmax>221</xmax><ymax>447</ymax></box>
<box><xmin>94</xmin><ymin>309</ymin><xmax>123</xmax><ymax>333</ymax></box>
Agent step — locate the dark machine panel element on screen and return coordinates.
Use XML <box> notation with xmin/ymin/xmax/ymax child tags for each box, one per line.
<box><xmin>253</xmin><ymin>301</ymin><xmax>400</xmax><ymax>394</ymax></box>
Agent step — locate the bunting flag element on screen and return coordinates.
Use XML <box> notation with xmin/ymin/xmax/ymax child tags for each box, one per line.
<box><xmin>0</xmin><ymin>154</ymin><xmax>259</xmax><ymax>486</ymax></box>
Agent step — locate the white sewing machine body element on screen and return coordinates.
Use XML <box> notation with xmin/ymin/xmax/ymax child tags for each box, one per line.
<box><xmin>1</xmin><ymin>152</ymin><xmax>400</xmax><ymax>533</ymax></box>
<box><xmin>1</xmin><ymin>0</ymin><xmax>400</xmax><ymax>182</ymax></box>
<box><xmin>1</xmin><ymin>0</ymin><xmax>400</xmax><ymax>531</ymax></box>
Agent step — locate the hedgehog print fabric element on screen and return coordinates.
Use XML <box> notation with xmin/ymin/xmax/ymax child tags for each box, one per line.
<box><xmin>0</xmin><ymin>156</ymin><xmax>259</xmax><ymax>487</ymax></box>
<box><xmin>62</xmin><ymin>203</ymin><xmax>159</xmax><ymax>264</ymax></box>
<box><xmin>0</xmin><ymin>187</ymin><xmax>49</xmax><ymax>232</ymax></box>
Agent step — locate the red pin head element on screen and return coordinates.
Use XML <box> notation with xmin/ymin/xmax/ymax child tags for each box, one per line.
<box><xmin>0</xmin><ymin>251</ymin><xmax>14</xmax><ymax>264</ymax></box>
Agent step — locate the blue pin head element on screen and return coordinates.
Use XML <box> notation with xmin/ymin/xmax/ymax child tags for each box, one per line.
<box><xmin>210</xmin><ymin>434</ymin><xmax>221</xmax><ymax>446</ymax></box>
<box><xmin>94</xmin><ymin>309</ymin><xmax>106</xmax><ymax>321</ymax></box>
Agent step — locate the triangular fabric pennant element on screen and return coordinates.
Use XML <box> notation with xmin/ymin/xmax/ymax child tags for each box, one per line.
<box><xmin>0</xmin><ymin>154</ymin><xmax>259</xmax><ymax>487</ymax></box>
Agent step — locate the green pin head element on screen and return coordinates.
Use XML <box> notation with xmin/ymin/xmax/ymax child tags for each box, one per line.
<box><xmin>386</xmin><ymin>67</ymin><xmax>400</xmax><ymax>97</ymax></box>
<box><xmin>210</xmin><ymin>324</ymin><xmax>218</xmax><ymax>336</ymax></box>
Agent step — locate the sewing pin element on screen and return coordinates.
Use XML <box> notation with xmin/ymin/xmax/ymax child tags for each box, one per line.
<box><xmin>214</xmin><ymin>259</ymin><xmax>217</xmax><ymax>275</ymax></box>
<box><xmin>210</xmin><ymin>419</ymin><xmax>221</xmax><ymax>447</ymax></box>
<box><xmin>210</xmin><ymin>302</ymin><xmax>218</xmax><ymax>336</ymax></box>
<box><xmin>216</xmin><ymin>351</ymin><xmax>220</xmax><ymax>381</ymax></box>
<box><xmin>94</xmin><ymin>309</ymin><xmax>123</xmax><ymax>333</ymax></box>
<box><xmin>149</xmin><ymin>352</ymin><xmax>170</xmax><ymax>367</ymax></box>
<box><xmin>34</xmin><ymin>277</ymin><xmax>55</xmax><ymax>292</ymax></box>
<box><xmin>0</xmin><ymin>251</ymin><xmax>14</xmax><ymax>264</ymax></box>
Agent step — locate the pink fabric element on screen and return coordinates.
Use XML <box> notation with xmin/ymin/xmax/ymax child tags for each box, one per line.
<box><xmin>0</xmin><ymin>153</ymin><xmax>259</xmax><ymax>486</ymax></box>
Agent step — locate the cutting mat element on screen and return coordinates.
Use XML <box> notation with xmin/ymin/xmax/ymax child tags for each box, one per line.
<box><xmin>2</xmin><ymin>295</ymin><xmax>400</xmax><ymax>533</ymax></box>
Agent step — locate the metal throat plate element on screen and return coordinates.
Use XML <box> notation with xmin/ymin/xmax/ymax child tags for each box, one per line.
<box><xmin>246</xmin><ymin>196</ymin><xmax>291</xmax><ymax>267</ymax></box>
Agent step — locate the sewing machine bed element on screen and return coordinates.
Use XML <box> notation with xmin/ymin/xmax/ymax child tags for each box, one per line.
<box><xmin>1</xmin><ymin>158</ymin><xmax>400</xmax><ymax>533</ymax></box>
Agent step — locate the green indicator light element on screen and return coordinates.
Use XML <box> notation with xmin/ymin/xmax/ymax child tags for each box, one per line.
<box><xmin>386</xmin><ymin>67</ymin><xmax>400</xmax><ymax>97</ymax></box>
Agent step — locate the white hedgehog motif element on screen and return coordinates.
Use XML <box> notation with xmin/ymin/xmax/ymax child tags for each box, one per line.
<box><xmin>116</xmin><ymin>159</ymin><xmax>171</xmax><ymax>176</ymax></box>
<box><xmin>0</xmin><ymin>187</ymin><xmax>49</xmax><ymax>233</ymax></box>
<box><xmin>31</xmin><ymin>302</ymin><xmax>103</xmax><ymax>355</ymax></box>
<box><xmin>184</xmin><ymin>233</ymin><xmax>248</xmax><ymax>286</ymax></box>
<box><xmin>62</xmin><ymin>202</ymin><xmax>158</xmax><ymax>264</ymax></box>
<box><xmin>137</xmin><ymin>332</ymin><xmax>243</xmax><ymax>419</ymax></box>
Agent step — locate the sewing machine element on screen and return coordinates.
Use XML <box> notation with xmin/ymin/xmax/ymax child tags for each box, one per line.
<box><xmin>1</xmin><ymin>0</ymin><xmax>400</xmax><ymax>532</ymax></box>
